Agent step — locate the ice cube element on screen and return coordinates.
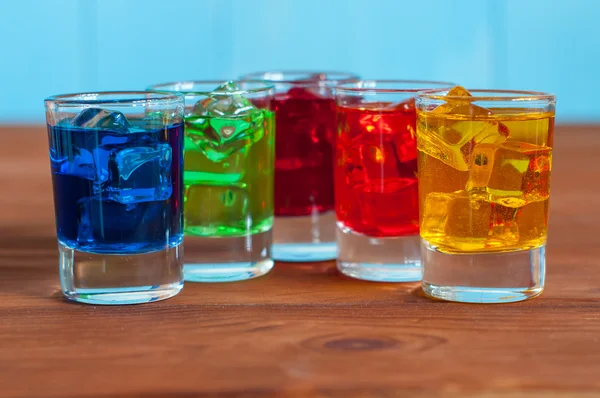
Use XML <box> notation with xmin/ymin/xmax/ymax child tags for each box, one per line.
<box><xmin>341</xmin><ymin>130</ymin><xmax>418</xmax><ymax>234</ymax></box>
<box><xmin>490</xmin><ymin>204</ymin><xmax>519</xmax><ymax>244</ymax></box>
<box><xmin>423</xmin><ymin>121</ymin><xmax>508</xmax><ymax>171</ymax></box>
<box><xmin>417</xmin><ymin>154</ymin><xmax>469</xmax><ymax>205</ymax></box>
<box><xmin>343</xmin><ymin>145</ymin><xmax>365</xmax><ymax>189</ymax></box>
<box><xmin>417</xmin><ymin>86</ymin><xmax>509</xmax><ymax>171</ymax></box>
<box><xmin>206</xmin><ymin>95</ymin><xmax>256</xmax><ymax>118</ymax></box>
<box><xmin>212</xmin><ymin>81</ymin><xmax>239</xmax><ymax>97</ymax></box>
<box><xmin>420</xmin><ymin>190</ymin><xmax>519</xmax><ymax>252</ymax></box>
<box><xmin>54</xmin><ymin>143</ymin><xmax>110</xmax><ymax>186</ymax></box>
<box><xmin>76</xmin><ymin>197</ymin><xmax>168</xmax><ymax>248</ymax></box>
<box><xmin>465</xmin><ymin>143</ymin><xmax>497</xmax><ymax>197</ymax></box>
<box><xmin>70</xmin><ymin>108</ymin><xmax>131</xmax><ymax>132</ymax></box>
<box><xmin>466</xmin><ymin>141</ymin><xmax>551</xmax><ymax>207</ymax></box>
<box><xmin>361</xmin><ymin>139</ymin><xmax>416</xmax><ymax>182</ymax></box>
<box><xmin>394</xmin><ymin>102</ymin><xmax>417</xmax><ymax>163</ymax></box>
<box><xmin>184</xmin><ymin>184</ymin><xmax>249</xmax><ymax>234</ymax></box>
<box><xmin>190</xmin><ymin>98</ymin><xmax>211</xmax><ymax>117</ymax></box>
<box><xmin>186</xmin><ymin>108</ymin><xmax>266</xmax><ymax>162</ymax></box>
<box><xmin>98</xmin><ymin>133</ymin><xmax>129</xmax><ymax>148</ymax></box>
<box><xmin>58</xmin><ymin>146</ymin><xmax>95</xmax><ymax>180</ymax></box>
<box><xmin>432</xmin><ymin>86</ymin><xmax>497</xmax><ymax>118</ymax></box>
<box><xmin>421</xmin><ymin>191</ymin><xmax>492</xmax><ymax>240</ymax></box>
<box><xmin>515</xmin><ymin>200</ymin><xmax>548</xmax><ymax>245</ymax></box>
<box><xmin>522</xmin><ymin>145</ymin><xmax>551</xmax><ymax>201</ymax></box>
<box><xmin>343</xmin><ymin>129</ymin><xmax>416</xmax><ymax>192</ymax></box>
<box><xmin>358</xmin><ymin>110</ymin><xmax>394</xmax><ymax>135</ymax></box>
<box><xmin>92</xmin><ymin>148</ymin><xmax>111</xmax><ymax>189</ymax></box>
<box><xmin>430</xmin><ymin>86</ymin><xmax>474</xmax><ymax>115</ymax></box>
<box><xmin>432</xmin><ymin>86</ymin><xmax>510</xmax><ymax>138</ymax></box>
<box><xmin>106</xmin><ymin>143</ymin><xmax>172</xmax><ymax>204</ymax></box>
<box><xmin>355</xmin><ymin>106</ymin><xmax>417</xmax><ymax>163</ymax></box>
<box><xmin>359</xmin><ymin>178</ymin><xmax>418</xmax><ymax>235</ymax></box>
<box><xmin>212</xmin><ymin>82</ymin><xmax>255</xmax><ymax>114</ymax></box>
<box><xmin>201</xmin><ymin>81</ymin><xmax>254</xmax><ymax>117</ymax></box>
<box><xmin>447</xmin><ymin>86</ymin><xmax>472</xmax><ymax>97</ymax></box>
<box><xmin>420</xmin><ymin>192</ymin><xmax>452</xmax><ymax>238</ymax></box>
<box><xmin>184</xmin><ymin>115</ymin><xmax>212</xmax><ymax>146</ymax></box>
<box><xmin>185</xmin><ymin>81</ymin><xmax>267</xmax><ymax>161</ymax></box>
<box><xmin>395</xmin><ymin>137</ymin><xmax>417</xmax><ymax>164</ymax></box>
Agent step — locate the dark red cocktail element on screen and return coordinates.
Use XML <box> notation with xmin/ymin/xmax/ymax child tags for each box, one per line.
<box><xmin>272</xmin><ymin>87</ymin><xmax>336</xmax><ymax>216</ymax></box>
<box><xmin>241</xmin><ymin>71</ymin><xmax>359</xmax><ymax>262</ymax></box>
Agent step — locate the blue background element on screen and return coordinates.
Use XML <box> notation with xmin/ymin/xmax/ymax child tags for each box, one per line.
<box><xmin>0</xmin><ymin>0</ymin><xmax>598</xmax><ymax>123</ymax></box>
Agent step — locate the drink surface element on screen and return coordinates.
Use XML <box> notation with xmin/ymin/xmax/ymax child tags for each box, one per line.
<box><xmin>48</xmin><ymin>109</ymin><xmax>184</xmax><ymax>254</ymax></box>
<box><xmin>272</xmin><ymin>88</ymin><xmax>336</xmax><ymax>217</ymax></box>
<box><xmin>335</xmin><ymin>100</ymin><xmax>419</xmax><ymax>237</ymax></box>
<box><xmin>184</xmin><ymin>108</ymin><xmax>274</xmax><ymax>237</ymax></box>
<box><xmin>417</xmin><ymin>87</ymin><xmax>554</xmax><ymax>254</ymax></box>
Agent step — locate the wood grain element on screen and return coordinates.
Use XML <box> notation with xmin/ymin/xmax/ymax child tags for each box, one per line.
<box><xmin>0</xmin><ymin>125</ymin><xmax>599</xmax><ymax>398</ymax></box>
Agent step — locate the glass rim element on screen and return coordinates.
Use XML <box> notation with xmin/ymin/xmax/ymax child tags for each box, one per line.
<box><xmin>147</xmin><ymin>80</ymin><xmax>275</xmax><ymax>96</ymax></box>
<box><xmin>416</xmin><ymin>88</ymin><xmax>556</xmax><ymax>102</ymax></box>
<box><xmin>240</xmin><ymin>70</ymin><xmax>359</xmax><ymax>84</ymax></box>
<box><xmin>44</xmin><ymin>91</ymin><xmax>184</xmax><ymax>105</ymax></box>
<box><xmin>336</xmin><ymin>80</ymin><xmax>455</xmax><ymax>94</ymax></box>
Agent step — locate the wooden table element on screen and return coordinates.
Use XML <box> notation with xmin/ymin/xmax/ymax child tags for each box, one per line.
<box><xmin>1</xmin><ymin>125</ymin><xmax>599</xmax><ymax>398</ymax></box>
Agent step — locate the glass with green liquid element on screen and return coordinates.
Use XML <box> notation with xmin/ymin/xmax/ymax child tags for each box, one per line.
<box><xmin>148</xmin><ymin>81</ymin><xmax>275</xmax><ymax>282</ymax></box>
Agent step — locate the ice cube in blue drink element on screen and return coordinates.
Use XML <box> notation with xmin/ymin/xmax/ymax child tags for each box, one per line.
<box><xmin>107</xmin><ymin>143</ymin><xmax>172</xmax><ymax>204</ymax></box>
<box><xmin>52</xmin><ymin>108</ymin><xmax>131</xmax><ymax>182</ymax></box>
<box><xmin>56</xmin><ymin>146</ymin><xmax>95</xmax><ymax>180</ymax></box>
<box><xmin>53</xmin><ymin>145</ymin><xmax>111</xmax><ymax>188</ymax></box>
<box><xmin>76</xmin><ymin>196</ymin><xmax>172</xmax><ymax>251</ymax></box>
<box><xmin>71</xmin><ymin>108</ymin><xmax>131</xmax><ymax>132</ymax></box>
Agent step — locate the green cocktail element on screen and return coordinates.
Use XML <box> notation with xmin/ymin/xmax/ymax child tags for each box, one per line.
<box><xmin>184</xmin><ymin>105</ymin><xmax>274</xmax><ymax>236</ymax></box>
<box><xmin>148</xmin><ymin>81</ymin><xmax>275</xmax><ymax>282</ymax></box>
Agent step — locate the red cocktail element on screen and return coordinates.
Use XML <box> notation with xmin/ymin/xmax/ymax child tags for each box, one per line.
<box><xmin>336</xmin><ymin>99</ymin><xmax>419</xmax><ymax>237</ymax></box>
<box><xmin>334</xmin><ymin>80</ymin><xmax>453</xmax><ymax>281</ymax></box>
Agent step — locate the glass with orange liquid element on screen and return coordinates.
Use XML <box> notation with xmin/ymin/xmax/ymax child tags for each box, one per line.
<box><xmin>416</xmin><ymin>87</ymin><xmax>555</xmax><ymax>302</ymax></box>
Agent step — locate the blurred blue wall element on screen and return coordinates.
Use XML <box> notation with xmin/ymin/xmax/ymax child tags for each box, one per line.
<box><xmin>0</xmin><ymin>0</ymin><xmax>597</xmax><ymax>123</ymax></box>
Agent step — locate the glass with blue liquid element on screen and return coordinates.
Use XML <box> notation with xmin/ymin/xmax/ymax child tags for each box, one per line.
<box><xmin>45</xmin><ymin>92</ymin><xmax>185</xmax><ymax>305</ymax></box>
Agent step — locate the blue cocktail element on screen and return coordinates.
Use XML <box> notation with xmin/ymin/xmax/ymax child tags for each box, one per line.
<box><xmin>45</xmin><ymin>92</ymin><xmax>185</xmax><ymax>305</ymax></box>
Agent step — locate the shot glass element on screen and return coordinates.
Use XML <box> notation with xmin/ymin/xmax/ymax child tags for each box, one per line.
<box><xmin>335</xmin><ymin>80</ymin><xmax>454</xmax><ymax>282</ymax></box>
<box><xmin>148</xmin><ymin>81</ymin><xmax>275</xmax><ymax>282</ymax></box>
<box><xmin>45</xmin><ymin>92</ymin><xmax>185</xmax><ymax>304</ymax></box>
<box><xmin>416</xmin><ymin>86</ymin><xmax>555</xmax><ymax>303</ymax></box>
<box><xmin>240</xmin><ymin>71</ymin><xmax>359</xmax><ymax>262</ymax></box>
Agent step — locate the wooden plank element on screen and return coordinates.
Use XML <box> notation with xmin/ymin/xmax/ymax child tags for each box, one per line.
<box><xmin>0</xmin><ymin>125</ymin><xmax>599</xmax><ymax>398</ymax></box>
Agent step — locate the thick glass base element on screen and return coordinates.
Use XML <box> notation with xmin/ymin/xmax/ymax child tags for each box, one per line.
<box><xmin>336</xmin><ymin>224</ymin><xmax>421</xmax><ymax>282</ymax></box>
<box><xmin>184</xmin><ymin>230</ymin><xmax>273</xmax><ymax>282</ymax></box>
<box><xmin>59</xmin><ymin>242</ymin><xmax>183</xmax><ymax>305</ymax></box>
<box><xmin>272</xmin><ymin>211</ymin><xmax>337</xmax><ymax>262</ymax></box>
<box><xmin>421</xmin><ymin>239</ymin><xmax>546</xmax><ymax>303</ymax></box>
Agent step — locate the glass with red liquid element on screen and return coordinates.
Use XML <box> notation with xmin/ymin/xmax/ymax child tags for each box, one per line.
<box><xmin>241</xmin><ymin>71</ymin><xmax>359</xmax><ymax>261</ymax></box>
<box><xmin>335</xmin><ymin>80</ymin><xmax>453</xmax><ymax>281</ymax></box>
